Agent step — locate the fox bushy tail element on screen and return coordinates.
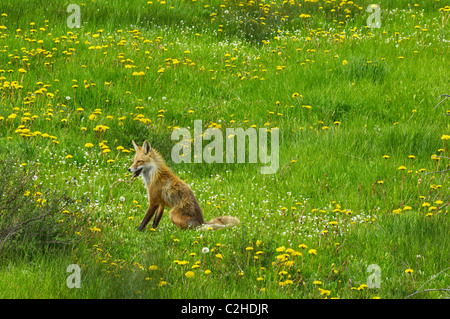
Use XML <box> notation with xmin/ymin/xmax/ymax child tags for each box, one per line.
<box><xmin>198</xmin><ymin>216</ymin><xmax>240</xmax><ymax>231</ymax></box>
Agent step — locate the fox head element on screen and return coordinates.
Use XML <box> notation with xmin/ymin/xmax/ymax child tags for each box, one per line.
<box><xmin>128</xmin><ymin>140</ymin><xmax>158</xmax><ymax>178</ymax></box>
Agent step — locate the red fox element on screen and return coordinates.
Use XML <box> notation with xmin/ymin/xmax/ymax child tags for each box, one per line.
<box><xmin>128</xmin><ymin>140</ymin><xmax>240</xmax><ymax>231</ymax></box>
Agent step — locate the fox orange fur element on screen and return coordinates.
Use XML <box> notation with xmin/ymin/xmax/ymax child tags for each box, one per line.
<box><xmin>128</xmin><ymin>140</ymin><xmax>240</xmax><ymax>231</ymax></box>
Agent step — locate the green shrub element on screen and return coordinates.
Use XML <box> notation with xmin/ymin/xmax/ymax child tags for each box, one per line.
<box><xmin>0</xmin><ymin>160</ymin><xmax>88</xmax><ymax>258</ymax></box>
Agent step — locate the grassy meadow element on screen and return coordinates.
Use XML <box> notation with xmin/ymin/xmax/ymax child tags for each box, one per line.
<box><xmin>0</xmin><ymin>0</ymin><xmax>449</xmax><ymax>299</ymax></box>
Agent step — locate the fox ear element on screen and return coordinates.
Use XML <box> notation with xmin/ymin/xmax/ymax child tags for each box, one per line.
<box><xmin>132</xmin><ymin>140</ymin><xmax>140</xmax><ymax>152</ymax></box>
<box><xmin>143</xmin><ymin>140</ymin><xmax>152</xmax><ymax>154</ymax></box>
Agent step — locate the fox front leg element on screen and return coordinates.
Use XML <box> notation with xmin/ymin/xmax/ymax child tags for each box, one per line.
<box><xmin>138</xmin><ymin>204</ymin><xmax>159</xmax><ymax>231</ymax></box>
<box><xmin>151</xmin><ymin>205</ymin><xmax>165</xmax><ymax>229</ymax></box>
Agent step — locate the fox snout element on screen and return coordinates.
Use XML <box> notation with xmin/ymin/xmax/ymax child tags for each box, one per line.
<box><xmin>128</xmin><ymin>165</ymin><xmax>144</xmax><ymax>178</ymax></box>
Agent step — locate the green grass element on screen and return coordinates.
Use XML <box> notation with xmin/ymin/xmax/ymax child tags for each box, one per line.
<box><xmin>0</xmin><ymin>0</ymin><xmax>449</xmax><ymax>299</ymax></box>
